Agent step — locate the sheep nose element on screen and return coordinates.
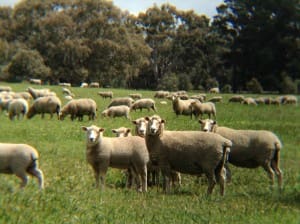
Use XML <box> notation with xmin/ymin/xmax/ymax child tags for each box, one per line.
<box><xmin>89</xmin><ymin>137</ymin><xmax>95</xmax><ymax>142</ymax></box>
<box><xmin>203</xmin><ymin>129</ymin><xmax>208</xmax><ymax>132</ymax></box>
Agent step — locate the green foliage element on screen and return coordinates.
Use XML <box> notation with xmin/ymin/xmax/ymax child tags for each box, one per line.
<box><xmin>279</xmin><ymin>73</ymin><xmax>297</xmax><ymax>94</ymax></box>
<box><xmin>0</xmin><ymin>82</ymin><xmax>299</xmax><ymax>223</ymax></box>
<box><xmin>3</xmin><ymin>49</ymin><xmax>50</xmax><ymax>82</ymax></box>
<box><xmin>246</xmin><ymin>78</ymin><xmax>263</xmax><ymax>94</ymax></box>
<box><xmin>221</xmin><ymin>84</ymin><xmax>232</xmax><ymax>93</ymax></box>
<box><xmin>157</xmin><ymin>72</ymin><xmax>179</xmax><ymax>91</ymax></box>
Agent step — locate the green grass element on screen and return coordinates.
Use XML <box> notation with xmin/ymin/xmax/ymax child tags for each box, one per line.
<box><xmin>0</xmin><ymin>82</ymin><xmax>299</xmax><ymax>224</ymax></box>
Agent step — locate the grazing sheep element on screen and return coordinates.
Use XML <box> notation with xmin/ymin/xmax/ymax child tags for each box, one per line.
<box><xmin>131</xmin><ymin>98</ymin><xmax>157</xmax><ymax>112</ymax></box>
<box><xmin>82</xmin><ymin>125</ymin><xmax>149</xmax><ymax>192</ymax></box>
<box><xmin>0</xmin><ymin>86</ymin><xmax>12</xmax><ymax>92</ymax></box>
<box><xmin>59</xmin><ymin>82</ymin><xmax>71</xmax><ymax>87</ymax></box>
<box><xmin>13</xmin><ymin>92</ymin><xmax>32</xmax><ymax>101</ymax></box>
<box><xmin>154</xmin><ymin>90</ymin><xmax>169</xmax><ymax>99</ymax></box>
<box><xmin>80</xmin><ymin>82</ymin><xmax>88</xmax><ymax>88</ymax></box>
<box><xmin>27</xmin><ymin>87</ymin><xmax>53</xmax><ymax>99</ymax></box>
<box><xmin>255</xmin><ymin>97</ymin><xmax>266</xmax><ymax>105</ymax></box>
<box><xmin>282</xmin><ymin>95</ymin><xmax>297</xmax><ymax>105</ymax></box>
<box><xmin>199</xmin><ymin>119</ymin><xmax>283</xmax><ymax>190</ymax></box>
<box><xmin>62</xmin><ymin>88</ymin><xmax>74</xmax><ymax>97</ymax></box>
<box><xmin>112</xmin><ymin>127</ymin><xmax>132</xmax><ymax>137</ymax></box>
<box><xmin>8</xmin><ymin>98</ymin><xmax>29</xmax><ymax>120</ymax></box>
<box><xmin>209</xmin><ymin>87</ymin><xmax>220</xmax><ymax>94</ymax></box>
<box><xmin>98</xmin><ymin>91</ymin><xmax>113</xmax><ymax>99</ymax></box>
<box><xmin>27</xmin><ymin>96</ymin><xmax>61</xmax><ymax>119</ymax></box>
<box><xmin>190</xmin><ymin>94</ymin><xmax>206</xmax><ymax>102</ymax></box>
<box><xmin>29</xmin><ymin>78</ymin><xmax>42</xmax><ymax>85</ymax></box>
<box><xmin>145</xmin><ymin>115</ymin><xmax>232</xmax><ymax>196</ymax></box>
<box><xmin>0</xmin><ymin>97</ymin><xmax>13</xmax><ymax>113</ymax></box>
<box><xmin>242</xmin><ymin>97</ymin><xmax>257</xmax><ymax>106</ymax></box>
<box><xmin>172</xmin><ymin>96</ymin><xmax>195</xmax><ymax>117</ymax></box>
<box><xmin>89</xmin><ymin>82</ymin><xmax>100</xmax><ymax>88</ymax></box>
<box><xmin>101</xmin><ymin>105</ymin><xmax>130</xmax><ymax>119</ymax></box>
<box><xmin>228</xmin><ymin>95</ymin><xmax>245</xmax><ymax>103</ymax></box>
<box><xmin>107</xmin><ymin>97</ymin><xmax>134</xmax><ymax>108</ymax></box>
<box><xmin>0</xmin><ymin>143</ymin><xmax>44</xmax><ymax>189</ymax></box>
<box><xmin>60</xmin><ymin>98</ymin><xmax>97</xmax><ymax>121</ymax></box>
<box><xmin>208</xmin><ymin>96</ymin><xmax>223</xmax><ymax>103</ymax></box>
<box><xmin>189</xmin><ymin>101</ymin><xmax>216</xmax><ymax>119</ymax></box>
<box><xmin>129</xmin><ymin>93</ymin><xmax>142</xmax><ymax>100</ymax></box>
<box><xmin>64</xmin><ymin>95</ymin><xmax>73</xmax><ymax>101</ymax></box>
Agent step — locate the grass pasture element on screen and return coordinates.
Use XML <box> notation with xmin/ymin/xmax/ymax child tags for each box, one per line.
<box><xmin>0</xmin><ymin>82</ymin><xmax>299</xmax><ymax>224</ymax></box>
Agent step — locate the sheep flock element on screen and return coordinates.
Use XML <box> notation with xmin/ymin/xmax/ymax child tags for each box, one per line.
<box><xmin>0</xmin><ymin>83</ymin><xmax>297</xmax><ymax>197</ymax></box>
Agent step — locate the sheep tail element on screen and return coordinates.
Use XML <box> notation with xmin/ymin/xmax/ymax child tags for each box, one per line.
<box><xmin>215</xmin><ymin>146</ymin><xmax>231</xmax><ymax>183</ymax></box>
<box><xmin>27</xmin><ymin>153</ymin><xmax>39</xmax><ymax>171</ymax></box>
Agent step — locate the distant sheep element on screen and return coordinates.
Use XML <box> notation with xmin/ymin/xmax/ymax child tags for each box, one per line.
<box><xmin>101</xmin><ymin>105</ymin><xmax>130</xmax><ymax>119</ymax></box>
<box><xmin>0</xmin><ymin>86</ymin><xmax>12</xmax><ymax>92</ymax></box>
<box><xmin>0</xmin><ymin>143</ymin><xmax>44</xmax><ymax>189</ymax></box>
<box><xmin>98</xmin><ymin>91</ymin><xmax>113</xmax><ymax>99</ymax></box>
<box><xmin>208</xmin><ymin>96</ymin><xmax>223</xmax><ymax>103</ymax></box>
<box><xmin>145</xmin><ymin>115</ymin><xmax>231</xmax><ymax>195</ymax></box>
<box><xmin>154</xmin><ymin>90</ymin><xmax>169</xmax><ymax>99</ymax></box>
<box><xmin>129</xmin><ymin>93</ymin><xmax>142</xmax><ymax>100</ymax></box>
<box><xmin>27</xmin><ymin>87</ymin><xmax>54</xmax><ymax>99</ymax></box>
<box><xmin>242</xmin><ymin>97</ymin><xmax>257</xmax><ymax>106</ymax></box>
<box><xmin>229</xmin><ymin>95</ymin><xmax>245</xmax><ymax>103</ymax></box>
<box><xmin>190</xmin><ymin>101</ymin><xmax>216</xmax><ymax>119</ymax></box>
<box><xmin>29</xmin><ymin>78</ymin><xmax>42</xmax><ymax>85</ymax></box>
<box><xmin>59</xmin><ymin>82</ymin><xmax>71</xmax><ymax>87</ymax></box>
<box><xmin>82</xmin><ymin>125</ymin><xmax>149</xmax><ymax>192</ymax></box>
<box><xmin>89</xmin><ymin>82</ymin><xmax>100</xmax><ymax>88</ymax></box>
<box><xmin>8</xmin><ymin>98</ymin><xmax>29</xmax><ymax>120</ymax></box>
<box><xmin>209</xmin><ymin>87</ymin><xmax>220</xmax><ymax>94</ymax></box>
<box><xmin>80</xmin><ymin>82</ymin><xmax>88</xmax><ymax>88</ymax></box>
<box><xmin>107</xmin><ymin>97</ymin><xmax>134</xmax><ymax>108</ymax></box>
<box><xmin>172</xmin><ymin>96</ymin><xmax>195</xmax><ymax>117</ymax></box>
<box><xmin>282</xmin><ymin>95</ymin><xmax>297</xmax><ymax>105</ymax></box>
<box><xmin>27</xmin><ymin>96</ymin><xmax>61</xmax><ymax>119</ymax></box>
<box><xmin>199</xmin><ymin>119</ymin><xmax>283</xmax><ymax>190</ymax></box>
<box><xmin>131</xmin><ymin>98</ymin><xmax>157</xmax><ymax>112</ymax></box>
<box><xmin>13</xmin><ymin>92</ymin><xmax>32</xmax><ymax>101</ymax></box>
<box><xmin>60</xmin><ymin>98</ymin><xmax>97</xmax><ymax>121</ymax></box>
<box><xmin>112</xmin><ymin>127</ymin><xmax>132</xmax><ymax>137</ymax></box>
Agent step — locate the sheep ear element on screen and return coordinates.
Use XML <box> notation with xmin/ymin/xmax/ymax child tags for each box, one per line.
<box><xmin>132</xmin><ymin>120</ymin><xmax>137</xmax><ymax>125</ymax></box>
<box><xmin>99</xmin><ymin>128</ymin><xmax>105</xmax><ymax>133</ymax></box>
<box><xmin>111</xmin><ymin>129</ymin><xmax>116</xmax><ymax>133</ymax></box>
<box><xmin>213</xmin><ymin>120</ymin><xmax>217</xmax><ymax>125</ymax></box>
<box><xmin>82</xmin><ymin>126</ymin><xmax>87</xmax><ymax>131</ymax></box>
<box><xmin>126</xmin><ymin>128</ymin><xmax>131</xmax><ymax>133</ymax></box>
<box><xmin>145</xmin><ymin>117</ymin><xmax>150</xmax><ymax>121</ymax></box>
<box><xmin>161</xmin><ymin>119</ymin><xmax>166</xmax><ymax>124</ymax></box>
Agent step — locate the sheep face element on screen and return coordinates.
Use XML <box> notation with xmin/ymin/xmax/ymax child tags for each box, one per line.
<box><xmin>145</xmin><ymin>116</ymin><xmax>165</xmax><ymax>136</ymax></box>
<box><xmin>82</xmin><ymin>125</ymin><xmax>104</xmax><ymax>145</ymax></box>
<box><xmin>199</xmin><ymin>119</ymin><xmax>216</xmax><ymax>132</ymax></box>
<box><xmin>132</xmin><ymin>118</ymin><xmax>147</xmax><ymax>137</ymax></box>
<box><xmin>112</xmin><ymin>127</ymin><xmax>131</xmax><ymax>137</ymax></box>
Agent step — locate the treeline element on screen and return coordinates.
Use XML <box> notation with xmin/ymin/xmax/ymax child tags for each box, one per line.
<box><xmin>0</xmin><ymin>0</ymin><xmax>299</xmax><ymax>93</ymax></box>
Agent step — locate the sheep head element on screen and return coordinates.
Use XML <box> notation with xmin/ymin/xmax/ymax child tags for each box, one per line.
<box><xmin>145</xmin><ymin>115</ymin><xmax>165</xmax><ymax>136</ymax></box>
<box><xmin>82</xmin><ymin>125</ymin><xmax>104</xmax><ymax>146</ymax></box>
<box><xmin>199</xmin><ymin>119</ymin><xmax>217</xmax><ymax>132</ymax></box>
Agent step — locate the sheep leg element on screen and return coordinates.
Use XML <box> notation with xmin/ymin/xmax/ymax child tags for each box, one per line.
<box><xmin>206</xmin><ymin>172</ymin><xmax>216</xmax><ymax>195</ymax></box>
<box><xmin>161</xmin><ymin>169</ymin><xmax>171</xmax><ymax>193</ymax></box>
<box><xmin>262</xmin><ymin>163</ymin><xmax>275</xmax><ymax>189</ymax></box>
<box><xmin>139</xmin><ymin>165</ymin><xmax>147</xmax><ymax>193</ymax></box>
<box><xmin>217</xmin><ymin>167</ymin><xmax>226</xmax><ymax>196</ymax></box>
<box><xmin>271</xmin><ymin>160</ymin><xmax>283</xmax><ymax>190</ymax></box>
<box><xmin>28</xmin><ymin>168</ymin><xmax>44</xmax><ymax>189</ymax></box>
<box><xmin>15</xmin><ymin>171</ymin><xmax>29</xmax><ymax>188</ymax></box>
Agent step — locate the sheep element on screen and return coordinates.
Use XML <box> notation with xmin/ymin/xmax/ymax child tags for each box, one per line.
<box><xmin>27</xmin><ymin>96</ymin><xmax>61</xmax><ymax>119</ymax></box>
<box><xmin>129</xmin><ymin>93</ymin><xmax>142</xmax><ymax>100</ymax></box>
<box><xmin>189</xmin><ymin>101</ymin><xmax>216</xmax><ymax>119</ymax></box>
<box><xmin>242</xmin><ymin>97</ymin><xmax>257</xmax><ymax>106</ymax></box>
<box><xmin>144</xmin><ymin>115</ymin><xmax>231</xmax><ymax>195</ymax></box>
<box><xmin>80</xmin><ymin>82</ymin><xmax>88</xmax><ymax>88</ymax></box>
<box><xmin>59</xmin><ymin>82</ymin><xmax>71</xmax><ymax>87</ymax></box>
<box><xmin>101</xmin><ymin>105</ymin><xmax>130</xmax><ymax>119</ymax></box>
<box><xmin>0</xmin><ymin>86</ymin><xmax>12</xmax><ymax>92</ymax></box>
<box><xmin>154</xmin><ymin>90</ymin><xmax>169</xmax><ymax>99</ymax></box>
<box><xmin>255</xmin><ymin>97</ymin><xmax>267</xmax><ymax>105</ymax></box>
<box><xmin>0</xmin><ymin>143</ymin><xmax>44</xmax><ymax>189</ymax></box>
<box><xmin>13</xmin><ymin>92</ymin><xmax>32</xmax><ymax>101</ymax></box>
<box><xmin>8</xmin><ymin>98</ymin><xmax>29</xmax><ymax>120</ymax></box>
<box><xmin>27</xmin><ymin>87</ymin><xmax>54</xmax><ymax>99</ymax></box>
<box><xmin>282</xmin><ymin>95</ymin><xmax>298</xmax><ymax>105</ymax></box>
<box><xmin>89</xmin><ymin>82</ymin><xmax>100</xmax><ymax>88</ymax></box>
<box><xmin>199</xmin><ymin>119</ymin><xmax>283</xmax><ymax>190</ymax></box>
<box><xmin>62</xmin><ymin>87</ymin><xmax>74</xmax><ymax>97</ymax></box>
<box><xmin>29</xmin><ymin>78</ymin><xmax>42</xmax><ymax>85</ymax></box>
<box><xmin>132</xmin><ymin>117</ymin><xmax>181</xmax><ymax>188</ymax></box>
<box><xmin>112</xmin><ymin>127</ymin><xmax>132</xmax><ymax>137</ymax></box>
<box><xmin>107</xmin><ymin>97</ymin><xmax>134</xmax><ymax>108</ymax></box>
<box><xmin>209</xmin><ymin>87</ymin><xmax>220</xmax><ymax>94</ymax></box>
<box><xmin>228</xmin><ymin>95</ymin><xmax>245</xmax><ymax>103</ymax></box>
<box><xmin>60</xmin><ymin>98</ymin><xmax>97</xmax><ymax>121</ymax></box>
<box><xmin>207</xmin><ymin>96</ymin><xmax>223</xmax><ymax>103</ymax></box>
<box><xmin>98</xmin><ymin>91</ymin><xmax>113</xmax><ymax>99</ymax></box>
<box><xmin>82</xmin><ymin>125</ymin><xmax>149</xmax><ymax>192</ymax></box>
<box><xmin>131</xmin><ymin>98</ymin><xmax>157</xmax><ymax>112</ymax></box>
<box><xmin>190</xmin><ymin>94</ymin><xmax>206</xmax><ymax>102</ymax></box>
<box><xmin>0</xmin><ymin>97</ymin><xmax>13</xmax><ymax>113</ymax></box>
<box><xmin>172</xmin><ymin>96</ymin><xmax>195</xmax><ymax>117</ymax></box>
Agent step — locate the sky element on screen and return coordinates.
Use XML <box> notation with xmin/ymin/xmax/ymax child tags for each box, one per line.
<box><xmin>0</xmin><ymin>0</ymin><xmax>224</xmax><ymax>18</ymax></box>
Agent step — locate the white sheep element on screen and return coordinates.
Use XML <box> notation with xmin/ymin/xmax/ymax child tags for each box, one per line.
<box><xmin>172</xmin><ymin>96</ymin><xmax>195</xmax><ymax>117</ymax></box>
<box><xmin>13</xmin><ymin>92</ymin><xmax>32</xmax><ymax>101</ymax></box>
<box><xmin>131</xmin><ymin>98</ymin><xmax>157</xmax><ymax>112</ymax></box>
<box><xmin>101</xmin><ymin>105</ymin><xmax>130</xmax><ymax>119</ymax></box>
<box><xmin>207</xmin><ymin>96</ymin><xmax>223</xmax><ymax>103</ymax></box>
<box><xmin>27</xmin><ymin>87</ymin><xmax>54</xmax><ymax>99</ymax></box>
<box><xmin>89</xmin><ymin>82</ymin><xmax>100</xmax><ymax>88</ymax></box>
<box><xmin>145</xmin><ymin>115</ymin><xmax>232</xmax><ymax>195</ymax></box>
<box><xmin>107</xmin><ymin>97</ymin><xmax>134</xmax><ymax>108</ymax></box>
<box><xmin>98</xmin><ymin>91</ymin><xmax>113</xmax><ymax>99</ymax></box>
<box><xmin>27</xmin><ymin>96</ymin><xmax>61</xmax><ymax>119</ymax></box>
<box><xmin>242</xmin><ymin>97</ymin><xmax>257</xmax><ymax>106</ymax></box>
<box><xmin>209</xmin><ymin>87</ymin><xmax>220</xmax><ymax>94</ymax></box>
<box><xmin>0</xmin><ymin>143</ymin><xmax>44</xmax><ymax>189</ymax></box>
<box><xmin>0</xmin><ymin>86</ymin><xmax>12</xmax><ymax>92</ymax></box>
<box><xmin>189</xmin><ymin>101</ymin><xmax>216</xmax><ymax>119</ymax></box>
<box><xmin>228</xmin><ymin>95</ymin><xmax>245</xmax><ymax>103</ymax></box>
<box><xmin>282</xmin><ymin>95</ymin><xmax>297</xmax><ymax>105</ymax></box>
<box><xmin>80</xmin><ymin>82</ymin><xmax>88</xmax><ymax>88</ymax></box>
<box><xmin>82</xmin><ymin>125</ymin><xmax>149</xmax><ymax>192</ymax></box>
<box><xmin>199</xmin><ymin>119</ymin><xmax>283</xmax><ymax>190</ymax></box>
<box><xmin>129</xmin><ymin>93</ymin><xmax>142</xmax><ymax>100</ymax></box>
<box><xmin>111</xmin><ymin>127</ymin><xmax>132</xmax><ymax>137</ymax></box>
<box><xmin>60</xmin><ymin>98</ymin><xmax>97</xmax><ymax>121</ymax></box>
<box><xmin>154</xmin><ymin>90</ymin><xmax>169</xmax><ymax>99</ymax></box>
<box><xmin>8</xmin><ymin>98</ymin><xmax>29</xmax><ymax>120</ymax></box>
<box><xmin>29</xmin><ymin>78</ymin><xmax>42</xmax><ymax>85</ymax></box>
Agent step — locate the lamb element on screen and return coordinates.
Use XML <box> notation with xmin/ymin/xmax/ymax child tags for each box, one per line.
<box><xmin>0</xmin><ymin>143</ymin><xmax>44</xmax><ymax>189</ymax></box>
<box><xmin>228</xmin><ymin>95</ymin><xmax>245</xmax><ymax>103</ymax></box>
<box><xmin>101</xmin><ymin>105</ymin><xmax>130</xmax><ymax>119</ymax></box>
<box><xmin>189</xmin><ymin>101</ymin><xmax>216</xmax><ymax>119</ymax></box>
<box><xmin>199</xmin><ymin>119</ymin><xmax>283</xmax><ymax>190</ymax></box>
<box><xmin>107</xmin><ymin>97</ymin><xmax>134</xmax><ymax>108</ymax></box>
<box><xmin>8</xmin><ymin>98</ymin><xmax>29</xmax><ymax>120</ymax></box>
<box><xmin>59</xmin><ymin>98</ymin><xmax>97</xmax><ymax>121</ymax></box>
<box><xmin>82</xmin><ymin>125</ymin><xmax>149</xmax><ymax>192</ymax></box>
<box><xmin>172</xmin><ymin>96</ymin><xmax>195</xmax><ymax>117</ymax></box>
<box><xmin>112</xmin><ymin>127</ymin><xmax>132</xmax><ymax>137</ymax></box>
<box><xmin>27</xmin><ymin>96</ymin><xmax>61</xmax><ymax>119</ymax></box>
<box><xmin>144</xmin><ymin>115</ymin><xmax>232</xmax><ymax>195</ymax></box>
<box><xmin>131</xmin><ymin>98</ymin><xmax>157</xmax><ymax>112</ymax></box>
<box><xmin>98</xmin><ymin>91</ymin><xmax>113</xmax><ymax>99</ymax></box>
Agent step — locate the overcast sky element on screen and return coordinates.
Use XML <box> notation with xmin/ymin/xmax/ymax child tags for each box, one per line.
<box><xmin>0</xmin><ymin>0</ymin><xmax>224</xmax><ymax>18</ymax></box>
